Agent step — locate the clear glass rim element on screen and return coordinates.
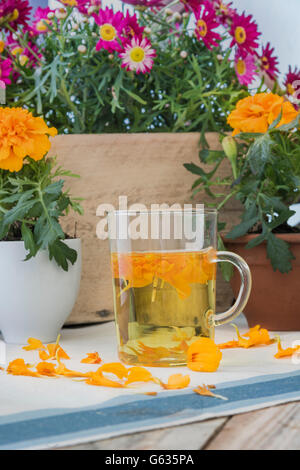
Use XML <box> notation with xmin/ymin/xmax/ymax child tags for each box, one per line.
<box><xmin>107</xmin><ymin>208</ymin><xmax>218</xmax><ymax>215</ymax></box>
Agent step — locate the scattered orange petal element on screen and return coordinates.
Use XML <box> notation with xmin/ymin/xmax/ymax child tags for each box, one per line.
<box><xmin>55</xmin><ymin>362</ymin><xmax>90</xmax><ymax>378</ymax></box>
<box><xmin>160</xmin><ymin>373</ymin><xmax>190</xmax><ymax>390</ymax></box>
<box><xmin>86</xmin><ymin>371</ymin><xmax>124</xmax><ymax>388</ymax></box>
<box><xmin>7</xmin><ymin>359</ymin><xmax>39</xmax><ymax>377</ymax></box>
<box><xmin>99</xmin><ymin>362</ymin><xmax>128</xmax><ymax>379</ymax></box>
<box><xmin>193</xmin><ymin>384</ymin><xmax>228</xmax><ymax>401</ymax></box>
<box><xmin>23</xmin><ymin>338</ymin><xmax>45</xmax><ymax>351</ymax></box>
<box><xmin>187</xmin><ymin>338</ymin><xmax>222</xmax><ymax>372</ymax></box>
<box><xmin>124</xmin><ymin>366</ymin><xmax>155</xmax><ymax>385</ymax></box>
<box><xmin>274</xmin><ymin>337</ymin><xmax>300</xmax><ymax>359</ymax></box>
<box><xmin>81</xmin><ymin>352</ymin><xmax>102</xmax><ymax>364</ymax></box>
<box><xmin>0</xmin><ymin>367</ymin><xmax>4</xmax><ymax>371</ymax></box>
<box><xmin>144</xmin><ymin>392</ymin><xmax>157</xmax><ymax>396</ymax></box>
<box><xmin>218</xmin><ymin>324</ymin><xmax>275</xmax><ymax>350</ymax></box>
<box><xmin>36</xmin><ymin>362</ymin><xmax>56</xmax><ymax>377</ymax></box>
<box><xmin>218</xmin><ymin>340</ymin><xmax>239</xmax><ymax>349</ymax></box>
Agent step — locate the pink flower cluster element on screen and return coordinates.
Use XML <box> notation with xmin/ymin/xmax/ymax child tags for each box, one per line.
<box><xmin>93</xmin><ymin>8</ymin><xmax>156</xmax><ymax>74</ymax></box>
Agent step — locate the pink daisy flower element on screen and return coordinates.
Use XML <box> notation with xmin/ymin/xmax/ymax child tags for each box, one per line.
<box><xmin>180</xmin><ymin>0</ymin><xmax>203</xmax><ymax>13</ymax></box>
<box><xmin>257</xmin><ymin>42</ymin><xmax>279</xmax><ymax>80</ymax></box>
<box><xmin>0</xmin><ymin>58</ymin><xmax>12</xmax><ymax>85</ymax></box>
<box><xmin>7</xmin><ymin>35</ymin><xmax>41</xmax><ymax>69</ymax></box>
<box><xmin>0</xmin><ymin>0</ymin><xmax>31</xmax><ymax>29</ymax></box>
<box><xmin>212</xmin><ymin>0</ymin><xmax>236</xmax><ymax>25</ymax></box>
<box><xmin>194</xmin><ymin>1</ymin><xmax>221</xmax><ymax>50</ymax></box>
<box><xmin>93</xmin><ymin>8</ymin><xmax>126</xmax><ymax>53</ymax></box>
<box><xmin>229</xmin><ymin>12</ymin><xmax>260</xmax><ymax>55</ymax></box>
<box><xmin>284</xmin><ymin>66</ymin><xmax>300</xmax><ymax>99</ymax></box>
<box><xmin>234</xmin><ymin>51</ymin><xmax>257</xmax><ymax>86</ymax></box>
<box><xmin>120</xmin><ymin>37</ymin><xmax>156</xmax><ymax>74</ymax></box>
<box><xmin>121</xmin><ymin>0</ymin><xmax>164</xmax><ymax>7</ymax></box>
<box><xmin>32</xmin><ymin>7</ymin><xmax>54</xmax><ymax>34</ymax></box>
<box><xmin>122</xmin><ymin>12</ymin><xmax>144</xmax><ymax>41</ymax></box>
<box><xmin>76</xmin><ymin>0</ymin><xmax>102</xmax><ymax>15</ymax></box>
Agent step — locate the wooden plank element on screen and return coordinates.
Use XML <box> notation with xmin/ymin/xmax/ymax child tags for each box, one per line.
<box><xmin>205</xmin><ymin>402</ymin><xmax>300</xmax><ymax>450</ymax></box>
<box><xmin>49</xmin><ymin>133</ymin><xmax>240</xmax><ymax>325</ymax></box>
<box><xmin>58</xmin><ymin>417</ymin><xmax>228</xmax><ymax>450</ymax></box>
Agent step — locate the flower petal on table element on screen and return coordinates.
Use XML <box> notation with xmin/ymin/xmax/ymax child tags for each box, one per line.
<box><xmin>7</xmin><ymin>359</ymin><xmax>39</xmax><ymax>377</ymax></box>
<box><xmin>23</xmin><ymin>338</ymin><xmax>45</xmax><ymax>351</ymax></box>
<box><xmin>99</xmin><ymin>362</ymin><xmax>128</xmax><ymax>379</ymax></box>
<box><xmin>274</xmin><ymin>337</ymin><xmax>300</xmax><ymax>358</ymax></box>
<box><xmin>81</xmin><ymin>352</ymin><xmax>102</xmax><ymax>364</ymax></box>
<box><xmin>36</xmin><ymin>362</ymin><xmax>57</xmax><ymax>377</ymax></box>
<box><xmin>193</xmin><ymin>384</ymin><xmax>228</xmax><ymax>400</ymax></box>
<box><xmin>160</xmin><ymin>373</ymin><xmax>190</xmax><ymax>390</ymax></box>
<box><xmin>124</xmin><ymin>366</ymin><xmax>155</xmax><ymax>385</ymax></box>
<box><xmin>187</xmin><ymin>338</ymin><xmax>222</xmax><ymax>372</ymax></box>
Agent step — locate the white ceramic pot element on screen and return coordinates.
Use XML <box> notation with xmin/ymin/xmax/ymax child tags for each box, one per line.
<box><xmin>0</xmin><ymin>239</ymin><xmax>81</xmax><ymax>344</ymax></box>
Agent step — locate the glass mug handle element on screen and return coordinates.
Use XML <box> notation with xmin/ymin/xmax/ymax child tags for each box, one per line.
<box><xmin>213</xmin><ymin>251</ymin><xmax>252</xmax><ymax>327</ymax></box>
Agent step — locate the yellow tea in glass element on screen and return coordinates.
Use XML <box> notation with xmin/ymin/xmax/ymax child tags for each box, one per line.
<box><xmin>108</xmin><ymin>209</ymin><xmax>251</xmax><ymax>367</ymax></box>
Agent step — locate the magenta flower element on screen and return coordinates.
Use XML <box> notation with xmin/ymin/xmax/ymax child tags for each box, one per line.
<box><xmin>93</xmin><ymin>8</ymin><xmax>126</xmax><ymax>53</ymax></box>
<box><xmin>257</xmin><ymin>42</ymin><xmax>279</xmax><ymax>80</ymax></box>
<box><xmin>120</xmin><ymin>37</ymin><xmax>156</xmax><ymax>74</ymax></box>
<box><xmin>7</xmin><ymin>35</ymin><xmax>41</xmax><ymax>69</ymax></box>
<box><xmin>194</xmin><ymin>1</ymin><xmax>221</xmax><ymax>50</ymax></box>
<box><xmin>212</xmin><ymin>0</ymin><xmax>236</xmax><ymax>25</ymax></box>
<box><xmin>76</xmin><ymin>0</ymin><xmax>102</xmax><ymax>15</ymax></box>
<box><xmin>0</xmin><ymin>0</ymin><xmax>31</xmax><ymax>29</ymax></box>
<box><xmin>180</xmin><ymin>0</ymin><xmax>203</xmax><ymax>13</ymax></box>
<box><xmin>284</xmin><ymin>66</ymin><xmax>300</xmax><ymax>99</ymax></box>
<box><xmin>234</xmin><ymin>51</ymin><xmax>257</xmax><ymax>86</ymax></box>
<box><xmin>229</xmin><ymin>12</ymin><xmax>260</xmax><ymax>55</ymax></box>
<box><xmin>32</xmin><ymin>7</ymin><xmax>54</xmax><ymax>34</ymax></box>
<box><xmin>0</xmin><ymin>58</ymin><xmax>13</xmax><ymax>85</ymax></box>
<box><xmin>121</xmin><ymin>0</ymin><xmax>164</xmax><ymax>7</ymax></box>
<box><xmin>122</xmin><ymin>12</ymin><xmax>144</xmax><ymax>41</ymax></box>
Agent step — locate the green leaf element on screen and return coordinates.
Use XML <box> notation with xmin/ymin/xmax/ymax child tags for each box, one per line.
<box><xmin>122</xmin><ymin>87</ymin><xmax>147</xmax><ymax>105</ymax></box>
<box><xmin>48</xmin><ymin>239</ymin><xmax>78</xmax><ymax>271</ymax></box>
<box><xmin>246</xmin><ymin>134</ymin><xmax>273</xmax><ymax>175</ymax></box>
<box><xmin>21</xmin><ymin>222</ymin><xmax>38</xmax><ymax>259</ymax></box>
<box><xmin>3</xmin><ymin>191</ymin><xmax>36</xmax><ymax>226</ymax></box>
<box><xmin>226</xmin><ymin>216</ymin><xmax>259</xmax><ymax>239</ymax></box>
<box><xmin>266</xmin><ymin>232</ymin><xmax>294</xmax><ymax>273</ymax></box>
<box><xmin>199</xmin><ymin>149</ymin><xmax>224</xmax><ymax>164</ymax></box>
<box><xmin>268</xmin><ymin>109</ymin><xmax>282</xmax><ymax>130</ymax></box>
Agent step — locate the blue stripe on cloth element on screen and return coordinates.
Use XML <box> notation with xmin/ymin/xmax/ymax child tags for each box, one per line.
<box><xmin>1</xmin><ymin>370</ymin><xmax>300</xmax><ymax>450</ymax></box>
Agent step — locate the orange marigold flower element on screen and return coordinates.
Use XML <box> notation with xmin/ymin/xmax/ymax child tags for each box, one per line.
<box><xmin>23</xmin><ymin>338</ymin><xmax>45</xmax><ymax>351</ymax></box>
<box><xmin>160</xmin><ymin>373</ymin><xmax>190</xmax><ymax>390</ymax></box>
<box><xmin>193</xmin><ymin>384</ymin><xmax>228</xmax><ymax>401</ymax></box>
<box><xmin>7</xmin><ymin>359</ymin><xmax>39</xmax><ymax>377</ymax></box>
<box><xmin>227</xmin><ymin>93</ymin><xmax>299</xmax><ymax>136</ymax></box>
<box><xmin>36</xmin><ymin>362</ymin><xmax>56</xmax><ymax>377</ymax></box>
<box><xmin>187</xmin><ymin>338</ymin><xmax>222</xmax><ymax>372</ymax></box>
<box><xmin>274</xmin><ymin>337</ymin><xmax>300</xmax><ymax>359</ymax></box>
<box><xmin>0</xmin><ymin>107</ymin><xmax>57</xmax><ymax>172</ymax></box>
<box><xmin>81</xmin><ymin>352</ymin><xmax>102</xmax><ymax>364</ymax></box>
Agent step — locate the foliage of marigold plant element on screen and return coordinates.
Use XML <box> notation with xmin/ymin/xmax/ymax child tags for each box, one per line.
<box><xmin>185</xmin><ymin>92</ymin><xmax>300</xmax><ymax>275</ymax></box>
<box><xmin>0</xmin><ymin>108</ymin><xmax>83</xmax><ymax>271</ymax></box>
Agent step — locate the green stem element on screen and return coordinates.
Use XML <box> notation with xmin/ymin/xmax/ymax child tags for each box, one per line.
<box><xmin>217</xmin><ymin>190</ymin><xmax>238</xmax><ymax>211</ymax></box>
<box><xmin>7</xmin><ymin>25</ymin><xmax>42</xmax><ymax>65</ymax></box>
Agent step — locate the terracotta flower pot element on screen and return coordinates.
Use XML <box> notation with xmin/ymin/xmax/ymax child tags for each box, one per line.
<box><xmin>225</xmin><ymin>234</ymin><xmax>300</xmax><ymax>331</ymax></box>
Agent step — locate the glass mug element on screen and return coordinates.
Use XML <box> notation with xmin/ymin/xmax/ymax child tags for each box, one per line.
<box><xmin>108</xmin><ymin>209</ymin><xmax>251</xmax><ymax>367</ymax></box>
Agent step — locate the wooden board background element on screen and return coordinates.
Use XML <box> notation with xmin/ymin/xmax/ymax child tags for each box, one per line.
<box><xmin>49</xmin><ymin>133</ymin><xmax>243</xmax><ymax>324</ymax></box>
